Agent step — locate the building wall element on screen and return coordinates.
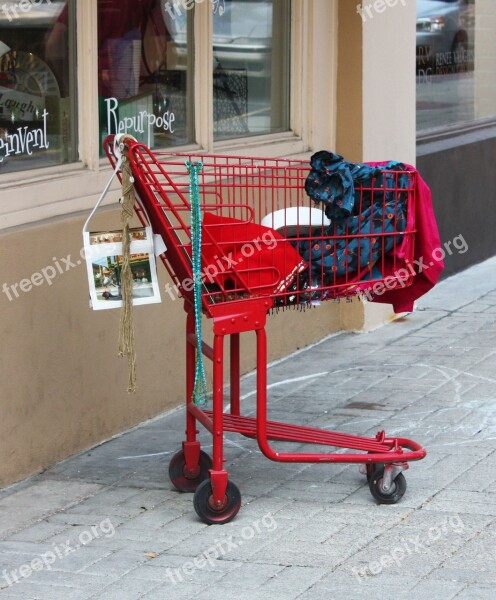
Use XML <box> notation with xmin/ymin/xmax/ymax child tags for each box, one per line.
<box><xmin>416</xmin><ymin>0</ymin><xmax>496</xmax><ymax>277</ymax></box>
<box><xmin>0</xmin><ymin>0</ymin><xmax>420</xmax><ymax>487</ymax></box>
<box><xmin>0</xmin><ymin>208</ymin><xmax>345</xmax><ymax>486</ymax></box>
<box><xmin>417</xmin><ymin>128</ymin><xmax>496</xmax><ymax>277</ymax></box>
<box><xmin>338</xmin><ymin>0</ymin><xmax>417</xmax><ymax>326</ymax></box>
<box><xmin>362</xmin><ymin>0</ymin><xmax>416</xmax><ymax>165</ymax></box>
<box><xmin>336</xmin><ymin>0</ymin><xmax>363</xmax><ymax>162</ymax></box>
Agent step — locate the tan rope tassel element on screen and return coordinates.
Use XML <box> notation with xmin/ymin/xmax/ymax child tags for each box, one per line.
<box><xmin>118</xmin><ymin>148</ymin><xmax>137</xmax><ymax>393</ymax></box>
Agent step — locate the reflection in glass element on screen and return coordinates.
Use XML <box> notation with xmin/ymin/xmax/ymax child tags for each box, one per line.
<box><xmin>212</xmin><ymin>0</ymin><xmax>290</xmax><ymax>141</ymax></box>
<box><xmin>416</xmin><ymin>0</ymin><xmax>496</xmax><ymax>132</ymax></box>
<box><xmin>98</xmin><ymin>0</ymin><xmax>194</xmax><ymax>150</ymax></box>
<box><xmin>0</xmin><ymin>0</ymin><xmax>76</xmax><ymax>174</ymax></box>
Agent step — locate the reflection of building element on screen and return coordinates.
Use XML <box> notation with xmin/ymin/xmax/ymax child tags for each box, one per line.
<box><xmin>417</xmin><ymin>0</ymin><xmax>496</xmax><ymax>277</ymax></box>
<box><xmin>91</xmin><ymin>253</ymin><xmax>152</xmax><ymax>286</ymax></box>
<box><xmin>1</xmin><ymin>0</ymin><xmax>495</xmax><ymax>486</ymax></box>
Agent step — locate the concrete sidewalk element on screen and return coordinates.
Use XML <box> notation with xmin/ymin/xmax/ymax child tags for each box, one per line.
<box><xmin>1</xmin><ymin>258</ymin><xmax>496</xmax><ymax>600</ymax></box>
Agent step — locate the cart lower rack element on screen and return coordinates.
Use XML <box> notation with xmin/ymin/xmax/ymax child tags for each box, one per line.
<box><xmin>105</xmin><ymin>136</ymin><xmax>426</xmax><ymax>524</ymax></box>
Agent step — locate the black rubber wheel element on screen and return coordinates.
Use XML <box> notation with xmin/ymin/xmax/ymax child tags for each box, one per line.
<box><xmin>369</xmin><ymin>468</ymin><xmax>407</xmax><ymax>505</ymax></box>
<box><xmin>168</xmin><ymin>449</ymin><xmax>212</xmax><ymax>493</ymax></box>
<box><xmin>364</xmin><ymin>455</ymin><xmax>384</xmax><ymax>483</ymax></box>
<box><xmin>193</xmin><ymin>479</ymin><xmax>241</xmax><ymax>524</ymax></box>
<box><xmin>366</xmin><ymin>462</ymin><xmax>384</xmax><ymax>484</ymax></box>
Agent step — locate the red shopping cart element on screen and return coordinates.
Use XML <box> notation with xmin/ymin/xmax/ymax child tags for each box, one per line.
<box><xmin>104</xmin><ymin>136</ymin><xmax>426</xmax><ymax>524</ymax></box>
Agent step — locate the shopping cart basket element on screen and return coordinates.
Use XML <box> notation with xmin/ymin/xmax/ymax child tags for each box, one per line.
<box><xmin>104</xmin><ymin>135</ymin><xmax>426</xmax><ymax>524</ymax></box>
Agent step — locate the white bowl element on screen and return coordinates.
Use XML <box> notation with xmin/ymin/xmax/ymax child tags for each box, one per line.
<box><xmin>261</xmin><ymin>206</ymin><xmax>331</xmax><ymax>238</ymax></box>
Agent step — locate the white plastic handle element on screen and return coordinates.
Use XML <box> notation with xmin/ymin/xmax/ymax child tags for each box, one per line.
<box><xmin>82</xmin><ymin>134</ymin><xmax>136</xmax><ymax>234</ymax></box>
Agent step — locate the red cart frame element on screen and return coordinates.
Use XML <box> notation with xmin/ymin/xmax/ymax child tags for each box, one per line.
<box><xmin>105</xmin><ymin>136</ymin><xmax>426</xmax><ymax>524</ymax></box>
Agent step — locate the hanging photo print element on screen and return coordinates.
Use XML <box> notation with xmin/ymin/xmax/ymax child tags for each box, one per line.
<box><xmin>83</xmin><ymin>226</ymin><xmax>161</xmax><ymax>310</ymax></box>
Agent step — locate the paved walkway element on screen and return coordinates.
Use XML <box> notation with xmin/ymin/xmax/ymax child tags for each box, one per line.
<box><xmin>1</xmin><ymin>258</ymin><xmax>496</xmax><ymax>600</ymax></box>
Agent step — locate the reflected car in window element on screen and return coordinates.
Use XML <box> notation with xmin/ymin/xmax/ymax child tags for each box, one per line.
<box><xmin>165</xmin><ymin>0</ymin><xmax>273</xmax><ymax>78</ymax></box>
<box><xmin>416</xmin><ymin>0</ymin><xmax>475</xmax><ymax>72</ymax></box>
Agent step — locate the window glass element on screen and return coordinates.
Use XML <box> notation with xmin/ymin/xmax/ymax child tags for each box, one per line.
<box><xmin>98</xmin><ymin>0</ymin><xmax>194</xmax><ymax>150</ymax></box>
<box><xmin>416</xmin><ymin>0</ymin><xmax>496</xmax><ymax>132</ymax></box>
<box><xmin>212</xmin><ymin>0</ymin><xmax>290</xmax><ymax>141</ymax></box>
<box><xmin>0</xmin><ymin>0</ymin><xmax>76</xmax><ymax>174</ymax></box>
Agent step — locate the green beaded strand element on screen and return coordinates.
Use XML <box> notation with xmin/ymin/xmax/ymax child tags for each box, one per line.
<box><xmin>186</xmin><ymin>161</ymin><xmax>208</xmax><ymax>408</ymax></box>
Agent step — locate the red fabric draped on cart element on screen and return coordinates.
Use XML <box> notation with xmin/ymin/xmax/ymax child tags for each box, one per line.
<box><xmin>200</xmin><ymin>212</ymin><xmax>307</xmax><ymax>296</ymax></box>
<box><xmin>368</xmin><ymin>164</ymin><xmax>444</xmax><ymax>313</ymax></box>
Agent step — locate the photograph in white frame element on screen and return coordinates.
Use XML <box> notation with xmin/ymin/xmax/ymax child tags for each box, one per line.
<box><xmin>83</xmin><ymin>226</ymin><xmax>162</xmax><ymax>310</ymax></box>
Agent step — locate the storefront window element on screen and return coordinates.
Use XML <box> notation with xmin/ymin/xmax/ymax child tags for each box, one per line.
<box><xmin>416</xmin><ymin>0</ymin><xmax>496</xmax><ymax>132</ymax></box>
<box><xmin>0</xmin><ymin>0</ymin><xmax>76</xmax><ymax>174</ymax></box>
<box><xmin>98</xmin><ymin>0</ymin><xmax>194</xmax><ymax>150</ymax></box>
<box><xmin>212</xmin><ymin>0</ymin><xmax>290</xmax><ymax>141</ymax></box>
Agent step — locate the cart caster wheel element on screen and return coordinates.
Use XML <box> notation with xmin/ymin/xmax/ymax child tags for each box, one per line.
<box><xmin>369</xmin><ymin>468</ymin><xmax>407</xmax><ymax>505</ymax></box>
<box><xmin>366</xmin><ymin>462</ymin><xmax>384</xmax><ymax>483</ymax></box>
<box><xmin>193</xmin><ymin>479</ymin><xmax>241</xmax><ymax>524</ymax></box>
<box><xmin>169</xmin><ymin>450</ymin><xmax>212</xmax><ymax>493</ymax></box>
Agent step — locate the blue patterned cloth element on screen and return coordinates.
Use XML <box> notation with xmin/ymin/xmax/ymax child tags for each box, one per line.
<box><xmin>295</xmin><ymin>151</ymin><xmax>409</xmax><ymax>280</ymax></box>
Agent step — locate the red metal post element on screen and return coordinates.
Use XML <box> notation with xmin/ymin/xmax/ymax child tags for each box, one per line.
<box><xmin>210</xmin><ymin>333</ymin><xmax>228</xmax><ymax>505</ymax></box>
<box><xmin>185</xmin><ymin>310</ymin><xmax>197</xmax><ymax>442</ymax></box>
<box><xmin>183</xmin><ymin>309</ymin><xmax>201</xmax><ymax>471</ymax></box>
<box><xmin>255</xmin><ymin>326</ymin><xmax>279</xmax><ymax>460</ymax></box>
<box><xmin>230</xmin><ymin>333</ymin><xmax>240</xmax><ymax>416</ymax></box>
